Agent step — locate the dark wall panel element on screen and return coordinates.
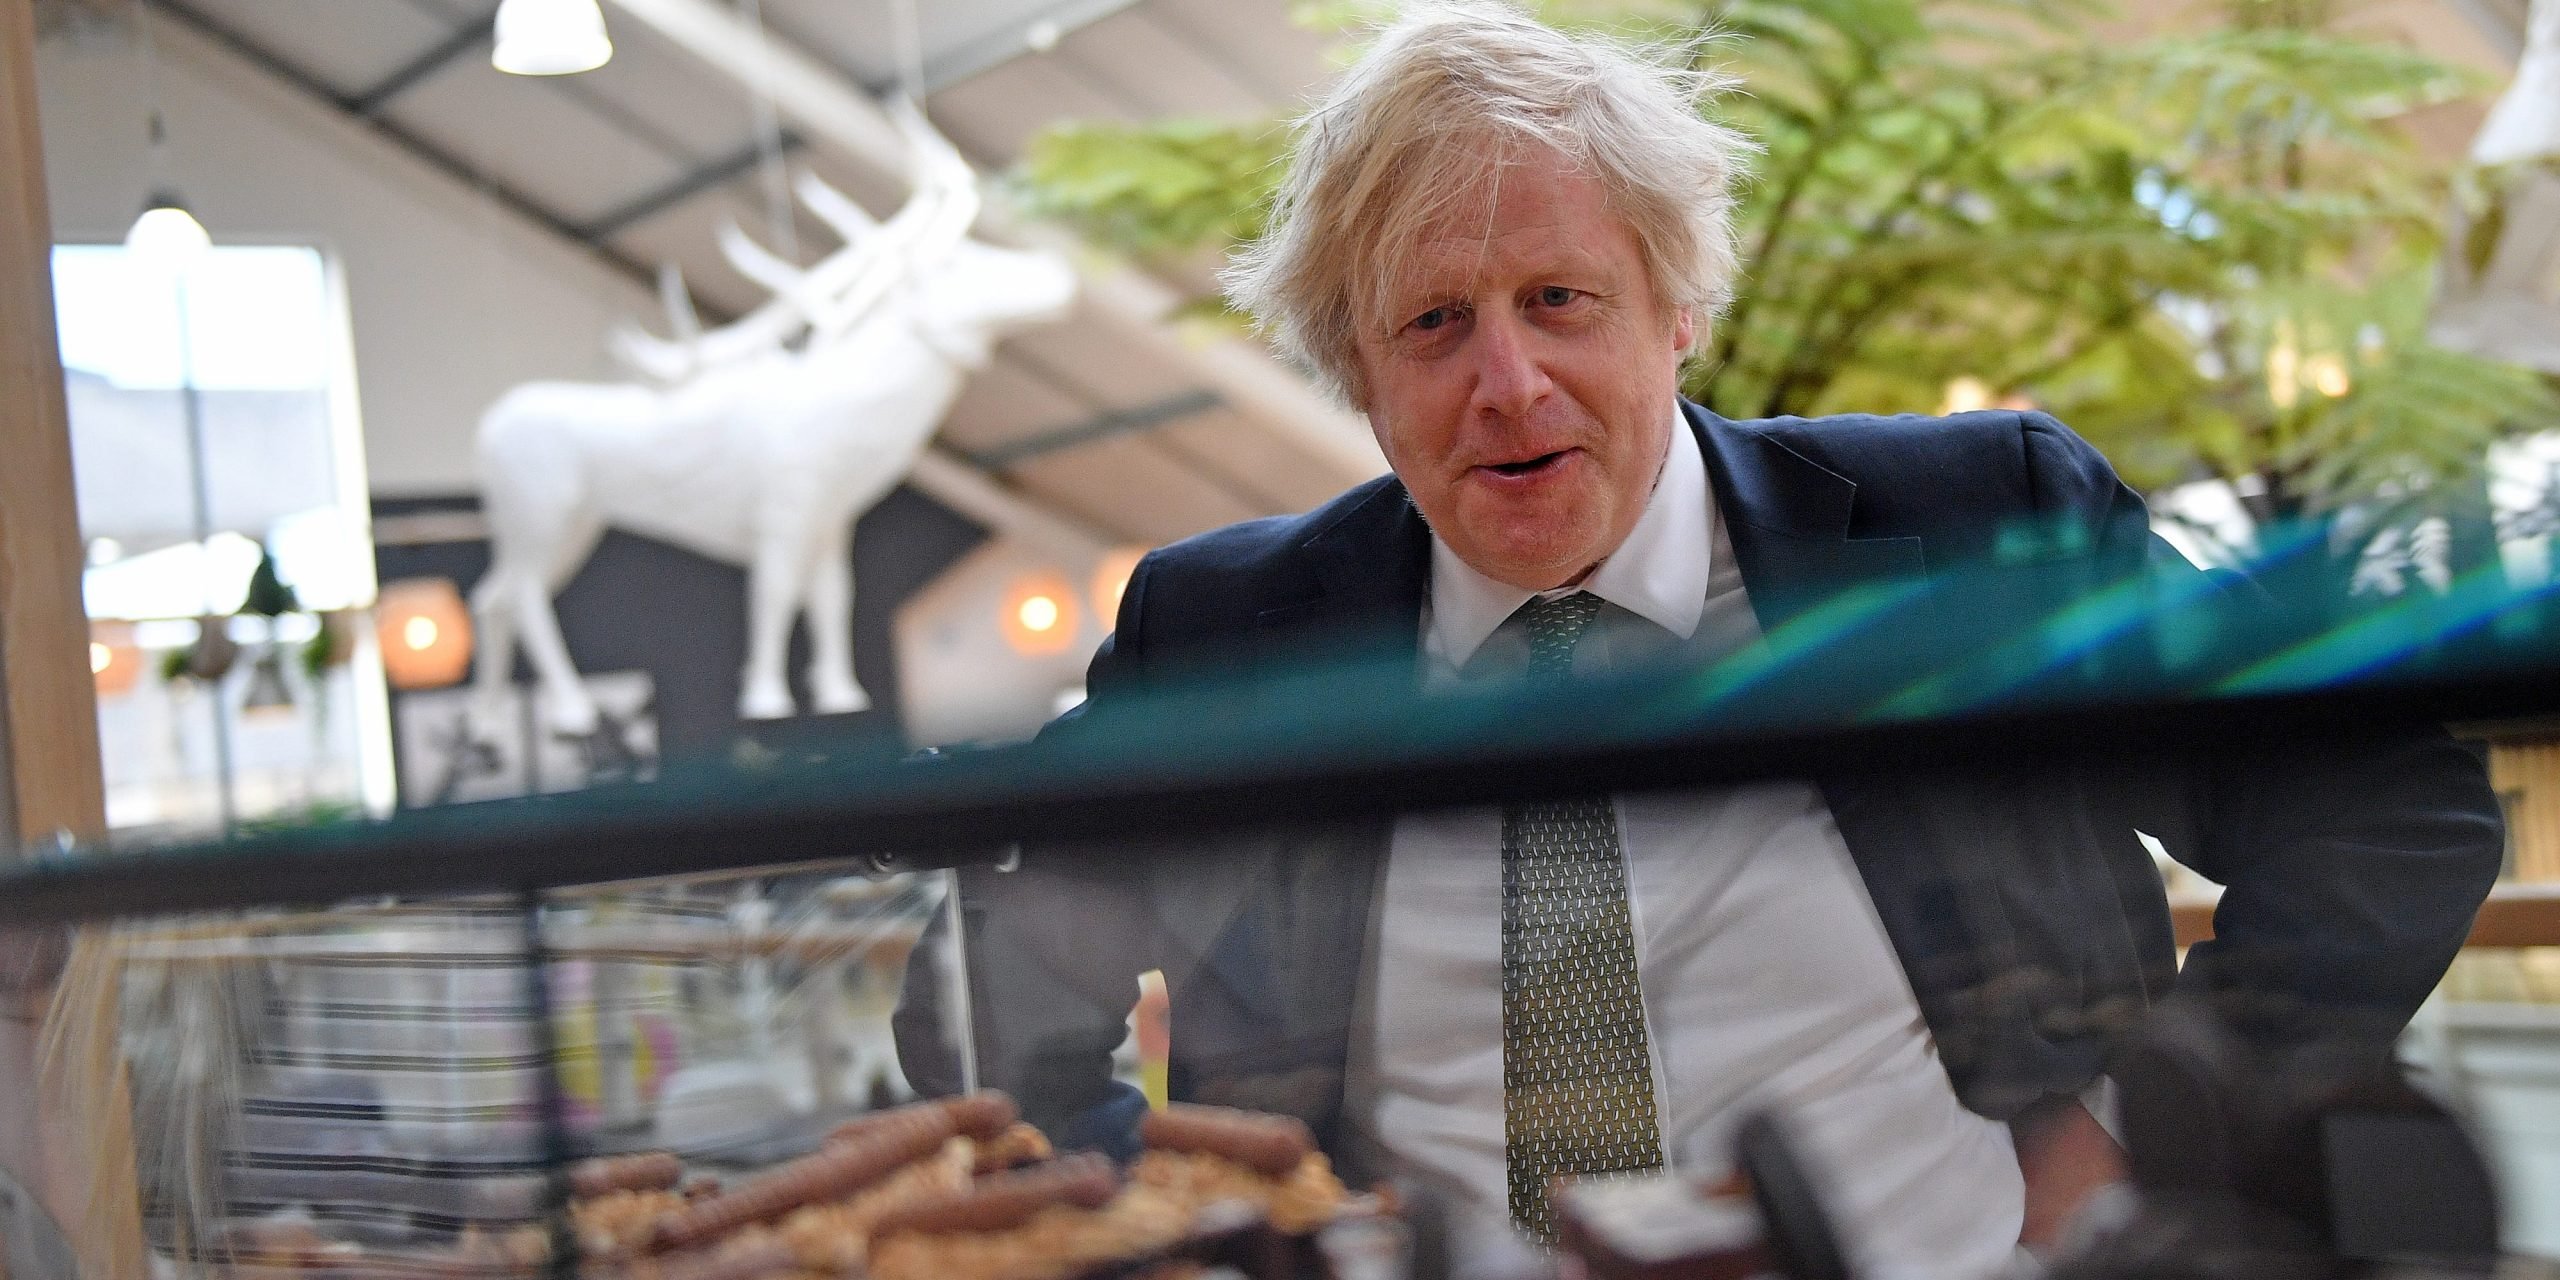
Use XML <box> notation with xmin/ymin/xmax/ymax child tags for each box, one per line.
<box><xmin>375</xmin><ymin>486</ymin><xmax>984</xmax><ymax>794</ymax></box>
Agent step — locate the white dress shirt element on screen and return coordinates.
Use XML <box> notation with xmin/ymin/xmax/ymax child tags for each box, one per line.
<box><xmin>1343</xmin><ymin>409</ymin><xmax>2026</xmax><ymax>1280</ymax></box>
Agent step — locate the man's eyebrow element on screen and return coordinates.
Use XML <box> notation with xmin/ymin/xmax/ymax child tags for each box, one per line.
<box><xmin>1366</xmin><ymin>259</ymin><xmax>1472</xmax><ymax>323</ymax></box>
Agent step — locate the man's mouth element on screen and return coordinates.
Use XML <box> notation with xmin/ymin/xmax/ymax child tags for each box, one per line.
<box><xmin>1479</xmin><ymin>449</ymin><xmax>1574</xmax><ymax>479</ymax></box>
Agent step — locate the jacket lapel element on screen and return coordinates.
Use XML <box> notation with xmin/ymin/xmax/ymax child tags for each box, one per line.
<box><xmin>1688</xmin><ymin>401</ymin><xmax>1928</xmax><ymax>636</ymax></box>
<box><xmin>1252</xmin><ymin>477</ymin><xmax>1433</xmax><ymax>671</ymax></box>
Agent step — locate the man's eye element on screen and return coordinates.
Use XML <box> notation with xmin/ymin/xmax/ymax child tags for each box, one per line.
<box><xmin>1410</xmin><ymin>307</ymin><xmax>1455</xmax><ymax>332</ymax></box>
<box><xmin>1535</xmin><ymin>286</ymin><xmax>1579</xmax><ymax>307</ymax></box>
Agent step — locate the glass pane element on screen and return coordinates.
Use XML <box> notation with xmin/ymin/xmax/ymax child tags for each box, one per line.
<box><xmin>58</xmin><ymin>241</ymin><xmax>387</xmax><ymax>840</ymax></box>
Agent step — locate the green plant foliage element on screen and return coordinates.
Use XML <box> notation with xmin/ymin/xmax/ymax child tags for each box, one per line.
<box><xmin>235</xmin><ymin>798</ymin><xmax>362</xmax><ymax>836</ymax></box>
<box><xmin>301</xmin><ymin>618</ymin><xmax>342</xmax><ymax>683</ymax></box>
<box><xmin>1014</xmin><ymin>0</ymin><xmax>2556</xmax><ymax>521</ymax></box>
<box><xmin>1018</xmin><ymin>120</ymin><xmax>1289</xmax><ymax>253</ymax></box>
<box><xmin>241</xmin><ymin>548</ymin><xmax>300</xmax><ymax>618</ymax></box>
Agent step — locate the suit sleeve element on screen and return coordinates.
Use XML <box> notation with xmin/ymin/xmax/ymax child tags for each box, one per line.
<box><xmin>894</xmin><ymin>553</ymin><xmax>1162</xmax><ymax>1149</ymax></box>
<box><xmin>2016</xmin><ymin>411</ymin><xmax>2503</xmax><ymax>1056</ymax></box>
<box><xmin>1042</xmin><ymin>551</ymin><xmax>1156</xmax><ymax>738</ymax></box>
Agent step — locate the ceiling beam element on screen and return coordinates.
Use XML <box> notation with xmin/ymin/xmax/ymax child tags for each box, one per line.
<box><xmin>579</xmin><ymin>129</ymin><xmax>806</xmax><ymax>240</ymax></box>
<box><xmin>348</xmin><ymin>13</ymin><xmax>490</xmax><ymax>115</ymax></box>
<box><xmin>908</xmin><ymin>0</ymin><xmax>1141</xmax><ymax>94</ymax></box>
<box><xmin>958</xmin><ymin>389</ymin><xmax>1219</xmax><ymax>470</ymax></box>
<box><xmin>598</xmin><ymin>0</ymin><xmax>1387</xmax><ymax>489</ymax></box>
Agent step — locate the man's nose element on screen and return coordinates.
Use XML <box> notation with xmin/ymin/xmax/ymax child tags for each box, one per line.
<box><xmin>1468</xmin><ymin>308</ymin><xmax>1552</xmax><ymax>420</ymax></box>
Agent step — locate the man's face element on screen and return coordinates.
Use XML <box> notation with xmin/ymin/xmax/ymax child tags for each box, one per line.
<box><xmin>1351</xmin><ymin>148</ymin><xmax>1693</xmax><ymax>592</ymax></box>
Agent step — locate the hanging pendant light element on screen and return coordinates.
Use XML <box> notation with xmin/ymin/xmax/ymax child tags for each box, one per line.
<box><xmin>375</xmin><ymin>577</ymin><xmax>475</xmax><ymax>690</ymax></box>
<box><xmin>126</xmin><ymin>188</ymin><xmax>209</xmax><ymax>271</ymax></box>
<box><xmin>1000</xmin><ymin>571</ymin><xmax>1082</xmax><ymax>657</ymax></box>
<box><xmin>125</xmin><ymin>104</ymin><xmax>207</xmax><ymax>272</ymax></box>
<box><xmin>493</xmin><ymin>0</ymin><xmax>614</xmax><ymax>76</ymax></box>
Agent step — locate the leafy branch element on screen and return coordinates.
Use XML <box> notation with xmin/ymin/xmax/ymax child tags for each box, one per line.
<box><xmin>1013</xmin><ymin>0</ymin><xmax>2555</xmax><ymax>521</ymax></box>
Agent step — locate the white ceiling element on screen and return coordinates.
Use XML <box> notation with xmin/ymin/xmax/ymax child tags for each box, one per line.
<box><xmin>104</xmin><ymin>0</ymin><xmax>1357</xmax><ymax>546</ymax></box>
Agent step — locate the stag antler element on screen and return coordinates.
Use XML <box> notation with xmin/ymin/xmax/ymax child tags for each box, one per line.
<box><xmin>801</xmin><ymin>97</ymin><xmax>983</xmax><ymax>342</ymax></box>
<box><xmin>716</xmin><ymin>220</ymin><xmax>809</xmax><ymax>298</ymax></box>
<box><xmin>612</xmin><ymin>263</ymin><xmax>709</xmax><ymax>381</ymax></box>
<box><xmin>793</xmin><ymin>170</ymin><xmax>878</xmax><ymax>244</ymax></box>
<box><xmin>659</xmin><ymin>262</ymin><xmax>702</xmax><ymax>343</ymax></box>
<box><xmin>609</xmin><ymin>98</ymin><xmax>982</xmax><ymax>381</ymax></box>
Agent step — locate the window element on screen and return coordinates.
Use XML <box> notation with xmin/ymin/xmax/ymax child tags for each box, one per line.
<box><xmin>56</xmin><ymin>242</ymin><xmax>391</xmax><ymax>836</ymax></box>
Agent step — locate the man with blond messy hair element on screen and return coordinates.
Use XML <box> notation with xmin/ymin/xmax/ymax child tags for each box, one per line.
<box><xmin>906</xmin><ymin>5</ymin><xmax>2500</xmax><ymax>1276</ymax></box>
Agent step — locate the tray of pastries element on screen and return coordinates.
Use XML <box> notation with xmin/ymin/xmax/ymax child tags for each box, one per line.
<box><xmin>418</xmin><ymin>1094</ymin><xmax>1406</xmax><ymax>1280</ymax></box>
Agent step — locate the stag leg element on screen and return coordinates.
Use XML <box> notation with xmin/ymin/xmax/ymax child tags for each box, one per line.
<box><xmin>469</xmin><ymin>571</ymin><xmax>522</xmax><ymax>734</ymax></box>
<box><xmin>475</xmin><ymin>501</ymin><xmax>605</xmax><ymax>739</ymax></box>
<box><xmin>508</xmin><ymin>565</ymin><xmax>600</xmax><ymax>737</ymax></box>
<box><xmin>805</xmin><ymin>531</ymin><xmax>868</xmax><ymax>715</ymax></box>
<box><xmin>740</xmin><ymin>529</ymin><xmax>814</xmax><ymax>721</ymax></box>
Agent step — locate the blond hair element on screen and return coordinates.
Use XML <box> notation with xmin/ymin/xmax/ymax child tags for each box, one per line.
<box><xmin>1222</xmin><ymin>1</ymin><xmax>1751</xmax><ymax>406</ymax></box>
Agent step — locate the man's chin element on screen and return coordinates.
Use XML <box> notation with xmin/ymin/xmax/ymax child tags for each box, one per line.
<box><xmin>1423</xmin><ymin>491</ymin><xmax>1611</xmax><ymax>588</ymax></box>
<box><xmin>1449</xmin><ymin>535</ymin><xmax>1605</xmax><ymax>592</ymax></box>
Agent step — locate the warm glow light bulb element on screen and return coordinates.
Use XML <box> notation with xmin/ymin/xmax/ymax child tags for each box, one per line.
<box><xmin>1018</xmin><ymin>594</ymin><xmax>1061</xmax><ymax>633</ymax></box>
<box><xmin>376</xmin><ymin>577</ymin><xmax>473</xmax><ymax>690</ymax></box>
<box><xmin>493</xmin><ymin>0</ymin><xmax>614</xmax><ymax>75</ymax></box>
<box><xmin>125</xmin><ymin>192</ymin><xmax>210</xmax><ymax>271</ymax></box>
<box><xmin>1939</xmin><ymin>376</ymin><xmax>1992</xmax><ymax>416</ymax></box>
<box><xmin>1090</xmin><ymin>547</ymin><xmax>1147</xmax><ymax>625</ymax></box>
<box><xmin>90</xmin><ymin>642</ymin><xmax>111</xmax><ymax>675</ymax></box>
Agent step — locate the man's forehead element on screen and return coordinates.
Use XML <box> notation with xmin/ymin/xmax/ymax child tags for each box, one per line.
<box><xmin>1356</xmin><ymin>145</ymin><xmax>1626</xmax><ymax>299</ymax></box>
<box><xmin>1389</xmin><ymin>231</ymin><xmax>1607</xmax><ymax>291</ymax></box>
<box><xmin>1368</xmin><ymin>204</ymin><xmax>1627</xmax><ymax>311</ymax></box>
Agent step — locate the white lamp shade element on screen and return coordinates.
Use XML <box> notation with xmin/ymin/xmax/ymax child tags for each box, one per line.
<box><xmin>499</xmin><ymin>0</ymin><xmax>619</xmax><ymax>76</ymax></box>
<box><xmin>125</xmin><ymin>192</ymin><xmax>209</xmax><ymax>270</ymax></box>
<box><xmin>493</xmin><ymin>0</ymin><xmax>613</xmax><ymax>76</ymax></box>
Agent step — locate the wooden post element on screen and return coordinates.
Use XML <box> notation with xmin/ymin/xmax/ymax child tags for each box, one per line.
<box><xmin>2490</xmin><ymin>737</ymin><xmax>2560</xmax><ymax>882</ymax></box>
<box><xmin>0</xmin><ymin>0</ymin><xmax>104</xmax><ymax>854</ymax></box>
<box><xmin>0</xmin><ymin>0</ymin><xmax>117</xmax><ymax>1273</ymax></box>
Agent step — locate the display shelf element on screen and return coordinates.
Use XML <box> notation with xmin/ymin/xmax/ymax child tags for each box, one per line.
<box><xmin>10</xmin><ymin>656</ymin><xmax>2560</xmax><ymax>927</ymax></box>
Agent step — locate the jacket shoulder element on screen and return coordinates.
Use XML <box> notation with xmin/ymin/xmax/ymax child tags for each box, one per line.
<box><xmin>1145</xmin><ymin>474</ymin><xmax>1399</xmax><ymax>577</ymax></box>
<box><xmin>1723</xmin><ymin>408</ymin><xmax>2131</xmax><ymax>530</ymax></box>
<box><xmin>1127</xmin><ymin>473</ymin><xmax>1406</xmax><ymax>631</ymax></box>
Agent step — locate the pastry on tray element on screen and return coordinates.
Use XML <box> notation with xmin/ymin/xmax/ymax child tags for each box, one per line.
<box><xmin>864</xmin><ymin>1152</ymin><xmax>1198</xmax><ymax>1280</ymax></box>
<box><xmin>1130</xmin><ymin>1103</ymin><xmax>1352</xmax><ymax>1236</ymax></box>
<box><xmin>415</xmin><ymin>1093</ymin><xmax>1407</xmax><ymax>1280</ymax></box>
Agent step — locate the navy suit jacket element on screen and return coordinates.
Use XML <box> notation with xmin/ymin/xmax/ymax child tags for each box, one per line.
<box><xmin>902</xmin><ymin>403</ymin><xmax>2503</xmax><ymax>1172</ymax></box>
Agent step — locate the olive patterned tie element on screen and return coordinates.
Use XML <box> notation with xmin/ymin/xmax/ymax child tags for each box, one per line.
<box><xmin>1500</xmin><ymin>591</ymin><xmax>1665</xmax><ymax>1243</ymax></box>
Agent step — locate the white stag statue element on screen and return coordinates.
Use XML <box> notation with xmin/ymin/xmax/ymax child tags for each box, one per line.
<box><xmin>473</xmin><ymin>104</ymin><xmax>1077</xmax><ymax>735</ymax></box>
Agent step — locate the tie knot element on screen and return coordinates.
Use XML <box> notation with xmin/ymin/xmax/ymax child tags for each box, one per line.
<box><xmin>1517</xmin><ymin>591</ymin><xmax>1605</xmax><ymax>680</ymax></box>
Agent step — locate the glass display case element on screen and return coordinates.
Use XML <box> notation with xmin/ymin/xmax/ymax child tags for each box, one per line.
<box><xmin>9</xmin><ymin>535</ymin><xmax>2560</xmax><ymax>1280</ymax></box>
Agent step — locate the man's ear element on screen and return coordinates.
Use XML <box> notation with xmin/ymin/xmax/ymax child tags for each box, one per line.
<box><xmin>1672</xmin><ymin>307</ymin><xmax>1697</xmax><ymax>353</ymax></box>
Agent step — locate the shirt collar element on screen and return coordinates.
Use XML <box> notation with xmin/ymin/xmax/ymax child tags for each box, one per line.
<box><xmin>1426</xmin><ymin>405</ymin><xmax>1710</xmax><ymax>669</ymax></box>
